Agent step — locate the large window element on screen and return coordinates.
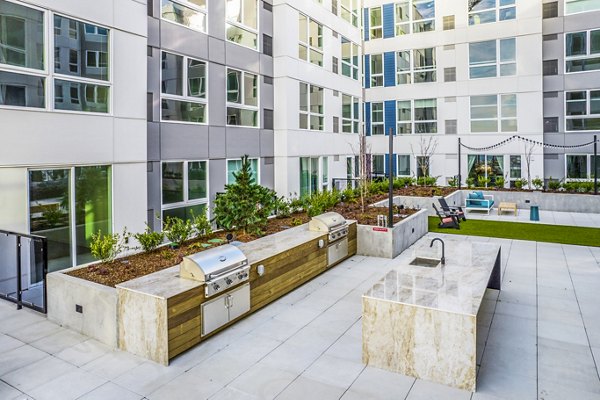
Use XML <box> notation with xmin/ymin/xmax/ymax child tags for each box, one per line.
<box><xmin>342</xmin><ymin>94</ymin><xmax>359</xmax><ymax>133</ymax></box>
<box><xmin>565</xmin><ymin>90</ymin><xmax>600</xmax><ymax>131</ymax></box>
<box><xmin>370</xmin><ymin>54</ymin><xmax>383</xmax><ymax>87</ymax></box>
<box><xmin>227</xmin><ymin>158</ymin><xmax>258</xmax><ymax>184</ymax></box>
<box><xmin>161</xmin><ymin>51</ymin><xmax>207</xmax><ymax>123</ymax></box>
<box><xmin>322</xmin><ymin>156</ymin><xmax>329</xmax><ymax>191</ymax></box>
<box><xmin>300</xmin><ymin>157</ymin><xmax>319</xmax><ymax>197</ymax></box>
<box><xmin>340</xmin><ymin>0</ymin><xmax>359</xmax><ymax>27</ymax></box>
<box><xmin>395</xmin><ymin>0</ymin><xmax>435</xmax><ymax>35</ymax></box>
<box><xmin>371</xmin><ymin>102</ymin><xmax>384</xmax><ymax>135</ymax></box>
<box><xmin>0</xmin><ymin>0</ymin><xmax>44</xmax><ymax>70</ymax></box>
<box><xmin>369</xmin><ymin>6</ymin><xmax>383</xmax><ymax>39</ymax></box>
<box><xmin>299</xmin><ymin>82</ymin><xmax>324</xmax><ymax>130</ymax></box>
<box><xmin>469</xmin><ymin>38</ymin><xmax>516</xmax><ymax>78</ymax></box>
<box><xmin>397</xmin><ymin>154</ymin><xmax>411</xmax><ymax>176</ymax></box>
<box><xmin>565</xmin><ymin>29</ymin><xmax>600</xmax><ymax>73</ymax></box>
<box><xmin>372</xmin><ymin>155</ymin><xmax>385</xmax><ymax>176</ymax></box>
<box><xmin>509</xmin><ymin>155</ymin><xmax>521</xmax><ymax>186</ymax></box>
<box><xmin>396</xmin><ymin>48</ymin><xmax>436</xmax><ymax>84</ymax></box>
<box><xmin>162</xmin><ymin>161</ymin><xmax>208</xmax><ymax>220</ymax></box>
<box><xmin>470</xmin><ymin>94</ymin><xmax>517</xmax><ymax>132</ymax></box>
<box><xmin>299</xmin><ymin>14</ymin><xmax>323</xmax><ymax>66</ymax></box>
<box><xmin>468</xmin><ymin>0</ymin><xmax>516</xmax><ymax>25</ymax></box>
<box><xmin>467</xmin><ymin>155</ymin><xmax>504</xmax><ymax>186</ymax></box>
<box><xmin>29</xmin><ymin>166</ymin><xmax>112</xmax><ymax>271</ymax></box>
<box><xmin>566</xmin><ymin>154</ymin><xmax>591</xmax><ymax>179</ymax></box>
<box><xmin>341</xmin><ymin>37</ymin><xmax>359</xmax><ymax>80</ymax></box>
<box><xmin>397</xmin><ymin>99</ymin><xmax>437</xmax><ymax>134</ymax></box>
<box><xmin>226</xmin><ymin>0</ymin><xmax>258</xmax><ymax>50</ymax></box>
<box><xmin>226</xmin><ymin>68</ymin><xmax>258</xmax><ymax>127</ymax></box>
<box><xmin>566</xmin><ymin>0</ymin><xmax>600</xmax><ymax>14</ymax></box>
<box><xmin>161</xmin><ymin>0</ymin><xmax>206</xmax><ymax>32</ymax></box>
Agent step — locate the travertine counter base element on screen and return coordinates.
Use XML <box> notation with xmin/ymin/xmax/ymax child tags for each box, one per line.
<box><xmin>362</xmin><ymin>237</ymin><xmax>501</xmax><ymax>392</ymax></box>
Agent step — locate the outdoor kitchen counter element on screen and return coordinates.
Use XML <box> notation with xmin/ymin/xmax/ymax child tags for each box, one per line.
<box><xmin>362</xmin><ymin>236</ymin><xmax>501</xmax><ymax>392</ymax></box>
<box><xmin>116</xmin><ymin>264</ymin><xmax>200</xmax><ymax>299</ymax></box>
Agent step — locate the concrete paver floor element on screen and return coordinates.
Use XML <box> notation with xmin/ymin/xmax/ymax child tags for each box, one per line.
<box><xmin>1</xmin><ymin>233</ymin><xmax>599</xmax><ymax>400</ymax></box>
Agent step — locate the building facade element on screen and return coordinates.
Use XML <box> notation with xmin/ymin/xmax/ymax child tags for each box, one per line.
<box><xmin>0</xmin><ymin>0</ymin><xmax>148</xmax><ymax>275</ymax></box>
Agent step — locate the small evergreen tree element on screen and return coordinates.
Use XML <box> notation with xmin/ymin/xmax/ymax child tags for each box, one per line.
<box><xmin>213</xmin><ymin>155</ymin><xmax>277</xmax><ymax>235</ymax></box>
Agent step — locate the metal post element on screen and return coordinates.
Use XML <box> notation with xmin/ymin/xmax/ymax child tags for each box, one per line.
<box><xmin>458</xmin><ymin>138</ymin><xmax>462</xmax><ymax>189</ymax></box>
<box><xmin>42</xmin><ymin>238</ymin><xmax>48</xmax><ymax>313</ymax></box>
<box><xmin>16</xmin><ymin>236</ymin><xmax>22</xmax><ymax>310</ymax></box>
<box><xmin>594</xmin><ymin>134</ymin><xmax>598</xmax><ymax>195</ymax></box>
<box><xmin>388</xmin><ymin>127</ymin><xmax>394</xmax><ymax>228</ymax></box>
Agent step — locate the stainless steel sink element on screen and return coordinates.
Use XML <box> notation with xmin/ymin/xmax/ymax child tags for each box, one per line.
<box><xmin>409</xmin><ymin>257</ymin><xmax>441</xmax><ymax>268</ymax></box>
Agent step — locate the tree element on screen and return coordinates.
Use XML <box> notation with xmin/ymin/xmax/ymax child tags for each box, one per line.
<box><xmin>212</xmin><ymin>155</ymin><xmax>278</xmax><ymax>235</ymax></box>
<box><xmin>411</xmin><ymin>136</ymin><xmax>439</xmax><ymax>185</ymax></box>
<box><xmin>523</xmin><ymin>141</ymin><xmax>537</xmax><ymax>190</ymax></box>
<box><xmin>349</xmin><ymin>134</ymin><xmax>372</xmax><ymax>213</ymax></box>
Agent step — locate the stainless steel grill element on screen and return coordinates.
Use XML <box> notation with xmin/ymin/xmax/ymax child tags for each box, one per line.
<box><xmin>180</xmin><ymin>244</ymin><xmax>250</xmax><ymax>298</ymax></box>
<box><xmin>309</xmin><ymin>212</ymin><xmax>349</xmax><ymax>267</ymax></box>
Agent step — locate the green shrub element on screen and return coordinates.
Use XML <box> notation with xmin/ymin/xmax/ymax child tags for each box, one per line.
<box><xmin>191</xmin><ymin>210</ymin><xmax>212</xmax><ymax>237</ymax></box>
<box><xmin>547</xmin><ymin>177</ymin><xmax>561</xmax><ymax>191</ymax></box>
<box><xmin>289</xmin><ymin>196</ymin><xmax>304</xmax><ymax>214</ymax></box>
<box><xmin>532</xmin><ymin>177</ymin><xmax>543</xmax><ymax>190</ymax></box>
<box><xmin>163</xmin><ymin>216</ymin><xmax>194</xmax><ymax>247</ymax></box>
<box><xmin>303</xmin><ymin>190</ymin><xmax>341</xmax><ymax>217</ymax></box>
<box><xmin>134</xmin><ymin>224</ymin><xmax>163</xmax><ymax>252</ymax></box>
<box><xmin>213</xmin><ymin>155</ymin><xmax>278</xmax><ymax>235</ymax></box>
<box><xmin>494</xmin><ymin>177</ymin><xmax>505</xmax><ymax>188</ymax></box>
<box><xmin>90</xmin><ymin>228</ymin><xmax>129</xmax><ymax>263</ymax></box>
<box><xmin>466</xmin><ymin>177</ymin><xmax>475</xmax><ymax>188</ymax></box>
<box><xmin>514</xmin><ymin>178</ymin><xmax>527</xmax><ymax>190</ymax></box>
<box><xmin>447</xmin><ymin>177</ymin><xmax>458</xmax><ymax>187</ymax></box>
<box><xmin>477</xmin><ymin>176</ymin><xmax>490</xmax><ymax>188</ymax></box>
<box><xmin>340</xmin><ymin>187</ymin><xmax>358</xmax><ymax>203</ymax></box>
<box><xmin>367</xmin><ymin>179</ymin><xmax>389</xmax><ymax>195</ymax></box>
<box><xmin>394</xmin><ymin>176</ymin><xmax>416</xmax><ymax>188</ymax></box>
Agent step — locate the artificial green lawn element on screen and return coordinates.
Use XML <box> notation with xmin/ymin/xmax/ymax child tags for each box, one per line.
<box><xmin>428</xmin><ymin>217</ymin><xmax>600</xmax><ymax>247</ymax></box>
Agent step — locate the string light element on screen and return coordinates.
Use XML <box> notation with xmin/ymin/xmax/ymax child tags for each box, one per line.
<box><xmin>460</xmin><ymin>135</ymin><xmax>599</xmax><ymax>152</ymax></box>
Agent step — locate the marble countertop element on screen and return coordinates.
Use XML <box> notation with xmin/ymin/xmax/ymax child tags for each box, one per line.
<box><xmin>364</xmin><ymin>236</ymin><xmax>500</xmax><ymax>316</ymax></box>
<box><xmin>116</xmin><ymin>265</ymin><xmax>202</xmax><ymax>299</ymax></box>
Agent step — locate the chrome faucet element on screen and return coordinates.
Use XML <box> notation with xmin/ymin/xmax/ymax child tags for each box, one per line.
<box><xmin>430</xmin><ymin>238</ymin><xmax>445</xmax><ymax>265</ymax></box>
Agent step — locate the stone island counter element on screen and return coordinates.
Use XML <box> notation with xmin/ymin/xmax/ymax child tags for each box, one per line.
<box><xmin>362</xmin><ymin>235</ymin><xmax>501</xmax><ymax>392</ymax></box>
<box><xmin>117</xmin><ymin>221</ymin><xmax>357</xmax><ymax>365</ymax></box>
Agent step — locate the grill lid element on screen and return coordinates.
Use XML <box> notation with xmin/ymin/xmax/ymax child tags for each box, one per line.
<box><xmin>309</xmin><ymin>212</ymin><xmax>347</xmax><ymax>232</ymax></box>
<box><xmin>180</xmin><ymin>244</ymin><xmax>248</xmax><ymax>282</ymax></box>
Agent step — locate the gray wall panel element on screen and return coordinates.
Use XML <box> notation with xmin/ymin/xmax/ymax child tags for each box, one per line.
<box><xmin>148</xmin><ymin>122</ymin><xmax>160</xmax><ymax>161</ymax></box>
<box><xmin>209</xmin><ymin>63</ymin><xmax>226</xmax><ymax>126</ymax></box>
<box><xmin>260</xmin><ymin>130</ymin><xmax>274</xmax><ymax>156</ymax></box>
<box><xmin>209</xmin><ymin>126</ymin><xmax>227</xmax><ymax>158</ymax></box>
<box><xmin>260</xmin><ymin>54</ymin><xmax>274</xmax><ymax>77</ymax></box>
<box><xmin>225</xmin><ymin>43</ymin><xmax>261</xmax><ymax>73</ymax></box>
<box><xmin>226</xmin><ymin>129</ymin><xmax>261</xmax><ymax>158</ymax></box>
<box><xmin>208</xmin><ymin>37</ymin><xmax>226</xmax><ymax>65</ymax></box>
<box><xmin>207</xmin><ymin>0</ymin><xmax>225</xmax><ymax>40</ymax></box>
<box><xmin>209</xmin><ymin>158</ymin><xmax>227</xmax><ymax>201</ymax></box>
<box><xmin>148</xmin><ymin>17</ymin><xmax>160</xmax><ymax>47</ymax></box>
<box><xmin>160</xmin><ymin>22</ymin><xmax>209</xmax><ymax>58</ymax></box>
<box><xmin>160</xmin><ymin>123</ymin><xmax>209</xmax><ymax>160</ymax></box>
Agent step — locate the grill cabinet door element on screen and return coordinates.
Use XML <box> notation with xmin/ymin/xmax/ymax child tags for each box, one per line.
<box><xmin>228</xmin><ymin>283</ymin><xmax>251</xmax><ymax>321</ymax></box>
<box><xmin>201</xmin><ymin>293</ymin><xmax>230</xmax><ymax>336</ymax></box>
<box><xmin>328</xmin><ymin>237</ymin><xmax>349</xmax><ymax>266</ymax></box>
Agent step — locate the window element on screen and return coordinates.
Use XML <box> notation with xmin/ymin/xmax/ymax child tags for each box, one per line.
<box><xmin>565</xmin><ymin>90</ymin><xmax>600</xmax><ymax>131</ymax></box>
<box><xmin>371</xmin><ymin>102</ymin><xmax>384</xmax><ymax>135</ymax></box>
<box><xmin>29</xmin><ymin>166</ymin><xmax>112</xmax><ymax>270</ymax></box>
<box><xmin>509</xmin><ymin>155</ymin><xmax>521</xmax><ymax>185</ymax></box>
<box><xmin>342</xmin><ymin>93</ymin><xmax>359</xmax><ymax>133</ymax></box>
<box><xmin>544</xmin><ymin>117</ymin><xmax>559</xmax><ymax>132</ymax></box>
<box><xmin>299</xmin><ymin>82</ymin><xmax>324</xmax><ymax>130</ymax></box>
<box><xmin>468</xmin><ymin>155</ymin><xmax>504</xmax><ymax>186</ymax></box>
<box><xmin>395</xmin><ymin>0</ymin><xmax>435</xmax><ymax>35</ymax></box>
<box><xmin>300</xmin><ymin>157</ymin><xmax>319</xmax><ymax>196</ymax></box>
<box><xmin>161</xmin><ymin>51</ymin><xmax>207</xmax><ymax>123</ymax></box>
<box><xmin>443</xmin><ymin>15</ymin><xmax>455</xmax><ymax>30</ymax></box>
<box><xmin>322</xmin><ymin>157</ymin><xmax>329</xmax><ymax>191</ymax></box>
<box><xmin>397</xmin><ymin>155</ymin><xmax>411</xmax><ymax>176</ymax></box>
<box><xmin>470</xmin><ymin>94</ymin><xmax>517</xmax><ymax>132</ymax></box>
<box><xmin>543</xmin><ymin>2</ymin><xmax>558</xmax><ymax>18</ymax></box>
<box><xmin>227</xmin><ymin>68</ymin><xmax>258</xmax><ymax>127</ymax></box>
<box><xmin>543</xmin><ymin>59</ymin><xmax>558</xmax><ymax>75</ymax></box>
<box><xmin>444</xmin><ymin>67</ymin><xmax>456</xmax><ymax>82</ymax></box>
<box><xmin>397</xmin><ymin>99</ymin><xmax>437</xmax><ymax>134</ymax></box>
<box><xmin>566</xmin><ymin>0</ymin><xmax>600</xmax><ymax>14</ymax></box>
<box><xmin>341</xmin><ymin>37</ymin><xmax>359</xmax><ymax>80</ymax></box>
<box><xmin>340</xmin><ymin>0</ymin><xmax>359</xmax><ymax>27</ymax></box>
<box><xmin>565</xmin><ymin>29</ymin><xmax>600</xmax><ymax>73</ymax></box>
<box><xmin>299</xmin><ymin>14</ymin><xmax>323</xmax><ymax>66</ymax></box>
<box><xmin>369</xmin><ymin>6</ymin><xmax>382</xmax><ymax>39</ymax></box>
<box><xmin>228</xmin><ymin>158</ymin><xmax>258</xmax><ymax>184</ymax></box>
<box><xmin>416</xmin><ymin>156</ymin><xmax>430</xmax><ymax>178</ymax></box>
<box><xmin>86</xmin><ymin>51</ymin><xmax>108</xmax><ymax>68</ymax></box>
<box><xmin>566</xmin><ymin>155</ymin><xmax>588</xmax><ymax>179</ymax></box>
<box><xmin>370</xmin><ymin>54</ymin><xmax>383</xmax><ymax>86</ymax></box>
<box><xmin>469</xmin><ymin>38</ymin><xmax>516</xmax><ymax>78</ymax></box>
<box><xmin>372</xmin><ymin>154</ymin><xmax>385</xmax><ymax>176</ymax></box>
<box><xmin>161</xmin><ymin>0</ymin><xmax>206</xmax><ymax>32</ymax></box>
<box><xmin>226</xmin><ymin>0</ymin><xmax>258</xmax><ymax>49</ymax></box>
<box><xmin>468</xmin><ymin>0</ymin><xmax>515</xmax><ymax>25</ymax></box>
<box><xmin>162</xmin><ymin>160</ymin><xmax>208</xmax><ymax>222</ymax></box>
<box><xmin>395</xmin><ymin>48</ymin><xmax>436</xmax><ymax>84</ymax></box>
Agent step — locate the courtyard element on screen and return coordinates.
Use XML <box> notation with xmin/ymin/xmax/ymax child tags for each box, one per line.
<box><xmin>1</xmin><ymin>233</ymin><xmax>599</xmax><ymax>400</ymax></box>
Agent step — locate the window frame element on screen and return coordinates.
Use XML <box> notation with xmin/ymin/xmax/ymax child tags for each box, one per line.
<box><xmin>565</xmin><ymin>89</ymin><xmax>600</xmax><ymax>132</ymax></box>
<box><xmin>470</xmin><ymin>93</ymin><xmax>517</xmax><ymax>133</ymax></box>
<box><xmin>468</xmin><ymin>0</ymin><xmax>516</xmax><ymax>26</ymax></box>
<box><xmin>227</xmin><ymin>157</ymin><xmax>260</xmax><ymax>185</ymax></box>
<box><xmin>160</xmin><ymin>50</ymin><xmax>208</xmax><ymax>125</ymax></box>
<box><xmin>396</xmin><ymin>99</ymin><xmax>438</xmax><ymax>134</ymax></box>
<box><xmin>565</xmin><ymin>0</ymin><xmax>600</xmax><ymax>15</ymax></box>
<box><xmin>160</xmin><ymin>0</ymin><xmax>207</xmax><ymax>33</ymax></box>
<box><xmin>341</xmin><ymin>36</ymin><xmax>359</xmax><ymax>80</ymax></box>
<box><xmin>369</xmin><ymin>6</ymin><xmax>383</xmax><ymax>39</ymax></box>
<box><xmin>341</xmin><ymin>93</ymin><xmax>359</xmax><ymax>134</ymax></box>
<box><xmin>370</xmin><ymin>53</ymin><xmax>384</xmax><ymax>87</ymax></box>
<box><xmin>564</xmin><ymin>29</ymin><xmax>600</xmax><ymax>74</ymax></box>
<box><xmin>298</xmin><ymin>13</ymin><xmax>323</xmax><ymax>67</ymax></box>
<box><xmin>565</xmin><ymin>154</ymin><xmax>595</xmax><ymax>180</ymax></box>
<box><xmin>226</xmin><ymin>67</ymin><xmax>260</xmax><ymax>128</ymax></box>
<box><xmin>371</xmin><ymin>102</ymin><xmax>384</xmax><ymax>135</ymax></box>
<box><xmin>397</xmin><ymin>154</ymin><xmax>411</xmax><ymax>176</ymax></box>
<box><xmin>226</xmin><ymin>0</ymin><xmax>259</xmax><ymax>51</ymax></box>
<box><xmin>299</xmin><ymin>81</ymin><xmax>324</xmax><ymax>131</ymax></box>
<box><xmin>469</xmin><ymin>38</ymin><xmax>516</xmax><ymax>79</ymax></box>
<box><xmin>340</xmin><ymin>0</ymin><xmax>359</xmax><ymax>27</ymax></box>
<box><xmin>161</xmin><ymin>160</ymin><xmax>210</xmax><ymax>219</ymax></box>
<box><xmin>394</xmin><ymin>0</ymin><xmax>436</xmax><ymax>35</ymax></box>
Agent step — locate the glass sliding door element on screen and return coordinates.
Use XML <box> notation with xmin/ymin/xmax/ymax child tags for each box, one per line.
<box><xmin>74</xmin><ymin>166</ymin><xmax>112</xmax><ymax>265</ymax></box>
<box><xmin>29</xmin><ymin>169</ymin><xmax>72</xmax><ymax>273</ymax></box>
<box><xmin>300</xmin><ymin>157</ymin><xmax>319</xmax><ymax>197</ymax></box>
<box><xmin>487</xmin><ymin>155</ymin><xmax>504</xmax><ymax>185</ymax></box>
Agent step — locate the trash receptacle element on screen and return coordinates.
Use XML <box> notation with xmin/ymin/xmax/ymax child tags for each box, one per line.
<box><xmin>530</xmin><ymin>205</ymin><xmax>539</xmax><ymax>221</ymax></box>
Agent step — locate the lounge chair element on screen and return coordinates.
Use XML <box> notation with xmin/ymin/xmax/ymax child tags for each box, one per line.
<box><xmin>432</xmin><ymin>204</ymin><xmax>460</xmax><ymax>229</ymax></box>
<box><xmin>438</xmin><ymin>198</ymin><xmax>467</xmax><ymax>221</ymax></box>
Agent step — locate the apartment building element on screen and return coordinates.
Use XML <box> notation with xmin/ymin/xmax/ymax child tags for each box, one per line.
<box><xmin>272</xmin><ymin>0</ymin><xmax>362</xmax><ymax>197</ymax></box>
<box><xmin>0</xmin><ymin>0</ymin><xmax>147</xmax><ymax>274</ymax></box>
<box><xmin>363</xmin><ymin>0</ymin><xmax>545</xmax><ymax>187</ymax></box>
<box><xmin>146</xmin><ymin>0</ymin><xmax>275</xmax><ymax>227</ymax></box>
<box><xmin>542</xmin><ymin>0</ymin><xmax>600</xmax><ymax>181</ymax></box>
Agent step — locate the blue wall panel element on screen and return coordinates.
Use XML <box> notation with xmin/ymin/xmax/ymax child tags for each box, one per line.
<box><xmin>383</xmin><ymin>4</ymin><xmax>394</xmax><ymax>39</ymax></box>
<box><xmin>363</xmin><ymin>8</ymin><xmax>370</xmax><ymax>41</ymax></box>
<box><xmin>384</xmin><ymin>52</ymin><xmax>395</xmax><ymax>87</ymax></box>
<box><xmin>364</xmin><ymin>54</ymin><xmax>371</xmax><ymax>89</ymax></box>
<box><xmin>384</xmin><ymin>100</ymin><xmax>396</xmax><ymax>136</ymax></box>
<box><xmin>365</xmin><ymin>102</ymin><xmax>371</xmax><ymax>136</ymax></box>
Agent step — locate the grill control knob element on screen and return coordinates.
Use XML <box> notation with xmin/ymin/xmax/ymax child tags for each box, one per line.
<box><xmin>225</xmin><ymin>278</ymin><xmax>233</xmax><ymax>285</ymax></box>
<box><xmin>212</xmin><ymin>283</ymin><xmax>220</xmax><ymax>291</ymax></box>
